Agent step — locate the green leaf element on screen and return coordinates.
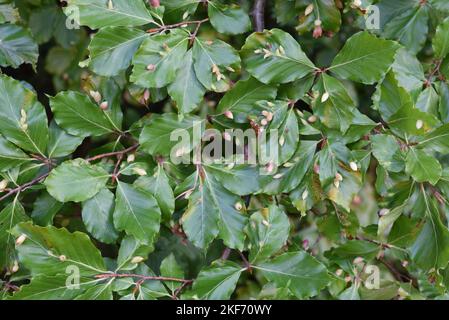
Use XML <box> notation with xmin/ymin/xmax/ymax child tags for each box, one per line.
<box><xmin>388</xmin><ymin>103</ymin><xmax>440</xmax><ymax>138</ymax></box>
<box><xmin>130</xmin><ymin>29</ymin><xmax>189</xmax><ymax>88</ymax></box>
<box><xmin>116</xmin><ymin>236</ymin><xmax>153</xmax><ymax>271</ymax></box>
<box><xmin>410</xmin><ymin>190</ymin><xmax>449</xmax><ymax>270</ymax></box>
<box><xmin>371</xmin><ymin>134</ymin><xmax>405</xmax><ymax>173</ymax></box>
<box><xmin>160</xmin><ymin>253</ymin><xmax>184</xmax><ymax>293</ymax></box>
<box><xmin>44</xmin><ymin>158</ymin><xmax>110</xmax><ymax>202</ymax></box>
<box><xmin>314</xmin><ymin>74</ymin><xmax>356</xmax><ymax>133</ymax></box>
<box><xmin>329</xmin><ymin>31</ymin><xmax>400</xmax><ymax>84</ymax></box>
<box><xmin>312</xmin><ymin>0</ymin><xmax>341</xmax><ymax>33</ymax></box>
<box><xmin>12</xmin><ymin>222</ymin><xmax>107</xmax><ymax>276</ymax></box>
<box><xmin>254</xmin><ymin>251</ymin><xmax>330</xmax><ymax>299</ymax></box>
<box><xmin>0</xmin><ymin>135</ymin><xmax>32</xmax><ymax>172</ymax></box>
<box><xmin>114</xmin><ymin>181</ymin><xmax>161</xmax><ymax>245</ymax></box>
<box><xmin>241</xmin><ymin>28</ymin><xmax>316</xmax><ymax>84</ymax></box>
<box><xmin>161</xmin><ymin>0</ymin><xmax>199</xmax><ymax>22</ymax></box>
<box><xmin>391</xmin><ymin>48</ymin><xmax>425</xmax><ymax>97</ymax></box>
<box><xmin>82</xmin><ymin>188</ymin><xmax>119</xmax><ymax>244</ymax></box>
<box><xmin>192</xmin><ymin>37</ymin><xmax>241</xmax><ymax>92</ymax></box>
<box><xmin>139</xmin><ymin>113</ymin><xmax>204</xmax><ymax>157</ymax></box>
<box><xmin>0</xmin><ymin>201</ymin><xmax>29</xmax><ymax>271</ymax></box>
<box><xmin>430</xmin><ymin>0</ymin><xmax>449</xmax><ymax>12</ymax></box>
<box><xmin>325</xmin><ymin>240</ymin><xmax>380</xmax><ymax>261</ymax></box>
<box><xmin>181</xmin><ymin>168</ymin><xmax>248</xmax><ymax>250</ymax></box>
<box><xmin>261</xmin><ymin>140</ymin><xmax>318</xmax><ymax>194</ymax></box>
<box><xmin>382</xmin><ymin>5</ymin><xmax>429</xmax><ymax>54</ymax></box>
<box><xmin>134</xmin><ymin>165</ymin><xmax>175</xmax><ymax>222</ymax></box>
<box><xmin>50</xmin><ymin>91</ymin><xmax>118</xmax><ymax>138</ymax></box>
<box><xmin>417</xmin><ymin>123</ymin><xmax>449</xmax><ymax>154</ymax></box>
<box><xmin>168</xmin><ymin>49</ymin><xmax>206</xmax><ymax>114</ymax></box>
<box><xmin>31</xmin><ymin>191</ymin><xmax>63</xmax><ymax>226</ymax></box>
<box><xmin>433</xmin><ymin>17</ymin><xmax>449</xmax><ymax>58</ymax></box>
<box><xmin>216</xmin><ymin>77</ymin><xmax>277</xmax><ymax>123</ymax></box>
<box><xmin>0</xmin><ymin>74</ymin><xmax>48</xmax><ymax>156</ymax></box>
<box><xmin>204</xmin><ymin>164</ymin><xmax>261</xmax><ymax>196</ymax></box>
<box><xmin>405</xmin><ymin>148</ymin><xmax>442</xmax><ymax>185</ymax></box>
<box><xmin>190</xmin><ymin>260</ymin><xmax>244</xmax><ymax>300</ymax></box>
<box><xmin>65</xmin><ymin>0</ymin><xmax>154</xmax><ymax>28</ymax></box>
<box><xmin>246</xmin><ymin>205</ymin><xmax>290</xmax><ymax>263</ymax></box>
<box><xmin>47</xmin><ymin>121</ymin><xmax>83</xmax><ymax>158</ymax></box>
<box><xmin>207</xmin><ymin>1</ymin><xmax>251</xmax><ymax>35</ymax></box>
<box><xmin>11</xmin><ymin>275</ymin><xmax>103</xmax><ymax>300</ymax></box>
<box><xmin>0</xmin><ymin>24</ymin><xmax>38</xmax><ymax>68</ymax></box>
<box><xmin>416</xmin><ymin>86</ymin><xmax>439</xmax><ymax>116</ymax></box>
<box><xmin>373</xmin><ymin>71</ymin><xmax>414</xmax><ymax>121</ymax></box>
<box><xmin>378</xmin><ymin>206</ymin><xmax>403</xmax><ymax>242</ymax></box>
<box><xmin>88</xmin><ymin>26</ymin><xmax>146</xmax><ymax>76</ymax></box>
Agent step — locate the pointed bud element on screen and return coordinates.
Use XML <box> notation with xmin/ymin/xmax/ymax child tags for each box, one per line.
<box><xmin>266</xmin><ymin>162</ymin><xmax>275</xmax><ymax>173</ymax></box>
<box><xmin>99</xmin><ymin>101</ymin><xmax>109</xmax><ymax>110</ymax></box>
<box><xmin>143</xmin><ymin>89</ymin><xmax>150</xmax><ymax>102</ymax></box>
<box><xmin>224</xmin><ymin>111</ymin><xmax>234</xmax><ymax>120</ymax></box>
<box><xmin>305</xmin><ymin>4</ymin><xmax>314</xmax><ymax>16</ymax></box>
<box><xmin>333</xmin><ymin>179</ymin><xmax>340</xmax><ymax>189</ymax></box>
<box><xmin>146</xmin><ymin>64</ymin><xmax>156</xmax><ymax>72</ymax></box>
<box><xmin>335</xmin><ymin>173</ymin><xmax>343</xmax><ymax>182</ymax></box>
<box><xmin>234</xmin><ymin>202</ymin><xmax>243</xmax><ymax>211</ymax></box>
<box><xmin>283</xmin><ymin>162</ymin><xmax>293</xmax><ymax>168</ymax></box>
<box><xmin>223</xmin><ymin>132</ymin><xmax>232</xmax><ymax>141</ymax></box>
<box><xmin>349</xmin><ymin>161</ymin><xmax>358</xmax><ymax>172</ymax></box>
<box><xmin>273</xmin><ymin>173</ymin><xmax>283</xmax><ymax>179</ymax></box>
<box><xmin>302</xmin><ymin>190</ymin><xmax>309</xmax><ymax>200</ymax></box>
<box><xmin>108</xmin><ymin>0</ymin><xmax>114</xmax><ymax>9</ymax></box>
<box><xmin>133</xmin><ymin>167</ymin><xmax>147</xmax><ymax>176</ymax></box>
<box><xmin>353</xmin><ymin>257</ymin><xmax>364</xmax><ymax>265</ymax></box>
<box><xmin>302</xmin><ymin>239</ymin><xmax>309</xmax><ymax>250</ymax></box>
<box><xmin>131</xmin><ymin>256</ymin><xmax>145</xmax><ymax>264</ymax></box>
<box><xmin>262</xmin><ymin>219</ymin><xmax>270</xmax><ymax>227</ymax></box>
<box><xmin>127</xmin><ymin>154</ymin><xmax>135</xmax><ymax>163</ymax></box>
<box><xmin>89</xmin><ymin>90</ymin><xmax>102</xmax><ymax>104</ymax></box>
<box><xmin>11</xmin><ymin>260</ymin><xmax>19</xmax><ymax>273</ymax></box>
<box><xmin>0</xmin><ymin>179</ymin><xmax>8</xmax><ymax>192</ymax></box>
<box><xmin>279</xmin><ymin>135</ymin><xmax>285</xmax><ymax>146</ymax></box>
<box><xmin>307</xmin><ymin>115</ymin><xmax>317</xmax><ymax>123</ymax></box>
<box><xmin>182</xmin><ymin>11</ymin><xmax>189</xmax><ymax>20</ymax></box>
<box><xmin>321</xmin><ymin>92</ymin><xmax>329</xmax><ymax>103</ymax></box>
<box><xmin>15</xmin><ymin>234</ymin><xmax>27</xmax><ymax>246</ymax></box>
<box><xmin>416</xmin><ymin>119</ymin><xmax>423</xmax><ymax>130</ymax></box>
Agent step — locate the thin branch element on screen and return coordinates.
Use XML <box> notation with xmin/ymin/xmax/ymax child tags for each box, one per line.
<box><xmin>86</xmin><ymin>144</ymin><xmax>139</xmax><ymax>162</ymax></box>
<box><xmin>95</xmin><ymin>273</ymin><xmax>192</xmax><ymax>284</ymax></box>
<box><xmin>0</xmin><ymin>144</ymin><xmax>140</xmax><ymax>202</ymax></box>
<box><xmin>252</xmin><ymin>0</ymin><xmax>266</xmax><ymax>32</ymax></box>
<box><xmin>0</xmin><ymin>172</ymin><xmax>50</xmax><ymax>202</ymax></box>
<box><xmin>147</xmin><ymin>19</ymin><xmax>209</xmax><ymax>34</ymax></box>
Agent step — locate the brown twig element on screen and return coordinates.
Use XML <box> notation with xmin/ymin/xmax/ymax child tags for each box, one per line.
<box><xmin>221</xmin><ymin>248</ymin><xmax>231</xmax><ymax>260</ymax></box>
<box><xmin>424</xmin><ymin>59</ymin><xmax>443</xmax><ymax>87</ymax></box>
<box><xmin>95</xmin><ymin>272</ymin><xmax>192</xmax><ymax>284</ymax></box>
<box><xmin>239</xmin><ymin>251</ymin><xmax>252</xmax><ymax>272</ymax></box>
<box><xmin>86</xmin><ymin>144</ymin><xmax>139</xmax><ymax>162</ymax></box>
<box><xmin>252</xmin><ymin>0</ymin><xmax>266</xmax><ymax>32</ymax></box>
<box><xmin>0</xmin><ymin>172</ymin><xmax>50</xmax><ymax>202</ymax></box>
<box><xmin>0</xmin><ymin>144</ymin><xmax>140</xmax><ymax>203</ymax></box>
<box><xmin>147</xmin><ymin>19</ymin><xmax>209</xmax><ymax>35</ymax></box>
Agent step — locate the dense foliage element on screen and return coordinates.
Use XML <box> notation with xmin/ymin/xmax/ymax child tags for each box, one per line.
<box><xmin>1</xmin><ymin>0</ymin><xmax>449</xmax><ymax>300</ymax></box>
